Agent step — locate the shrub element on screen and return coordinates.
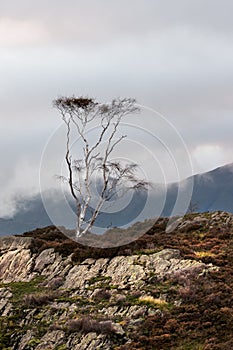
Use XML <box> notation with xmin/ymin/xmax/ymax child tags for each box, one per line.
<box><xmin>66</xmin><ymin>319</ymin><xmax>83</xmax><ymax>333</ymax></box>
<box><xmin>178</xmin><ymin>286</ymin><xmax>197</xmax><ymax>302</ymax></box>
<box><xmin>66</xmin><ymin>317</ymin><xmax>114</xmax><ymax>335</ymax></box>
<box><xmin>92</xmin><ymin>289</ymin><xmax>111</xmax><ymax>301</ymax></box>
<box><xmin>47</xmin><ymin>277</ymin><xmax>64</xmax><ymax>290</ymax></box>
<box><xmin>23</xmin><ymin>292</ymin><xmax>55</xmax><ymax>307</ymax></box>
<box><xmin>115</xmin><ymin>294</ymin><xmax>127</xmax><ymax>304</ymax></box>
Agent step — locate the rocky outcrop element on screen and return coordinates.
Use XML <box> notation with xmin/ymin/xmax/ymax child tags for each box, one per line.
<box><xmin>0</xmin><ymin>287</ymin><xmax>12</xmax><ymax>316</ymax></box>
<box><xmin>178</xmin><ymin>211</ymin><xmax>232</xmax><ymax>231</ymax></box>
<box><xmin>0</xmin><ymin>243</ymin><xmax>216</xmax><ymax>349</ymax></box>
<box><xmin>0</xmin><ymin>236</ymin><xmax>34</xmax><ymax>283</ymax></box>
<box><xmin>0</xmin><ymin>237</ymin><xmax>215</xmax><ymax>288</ymax></box>
<box><xmin>0</xmin><ymin>211</ymin><xmax>232</xmax><ymax>350</ymax></box>
<box><xmin>62</xmin><ymin>249</ymin><xmax>213</xmax><ymax>292</ymax></box>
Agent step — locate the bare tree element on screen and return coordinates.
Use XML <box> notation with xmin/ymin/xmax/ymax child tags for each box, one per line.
<box><xmin>53</xmin><ymin>96</ymin><xmax>148</xmax><ymax>238</ymax></box>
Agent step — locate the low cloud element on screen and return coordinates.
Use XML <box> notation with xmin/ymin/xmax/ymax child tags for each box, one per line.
<box><xmin>0</xmin><ymin>157</ymin><xmax>40</xmax><ymax>217</ymax></box>
<box><xmin>1</xmin><ymin>0</ymin><xmax>233</xmax><ymax>217</ymax></box>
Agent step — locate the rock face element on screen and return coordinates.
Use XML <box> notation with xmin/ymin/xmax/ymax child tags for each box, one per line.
<box><xmin>0</xmin><ymin>287</ymin><xmax>12</xmax><ymax>316</ymax></box>
<box><xmin>0</xmin><ymin>245</ymin><xmax>215</xmax><ymax>349</ymax></box>
<box><xmin>62</xmin><ymin>249</ymin><xmax>210</xmax><ymax>292</ymax></box>
<box><xmin>0</xmin><ymin>236</ymin><xmax>34</xmax><ymax>283</ymax></box>
<box><xmin>0</xmin><ymin>240</ymin><xmax>212</xmax><ymax>287</ymax></box>
<box><xmin>0</xmin><ymin>211</ymin><xmax>232</xmax><ymax>350</ymax></box>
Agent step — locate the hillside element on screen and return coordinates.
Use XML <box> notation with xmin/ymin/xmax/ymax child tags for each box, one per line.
<box><xmin>1</xmin><ymin>163</ymin><xmax>233</xmax><ymax>236</ymax></box>
<box><xmin>0</xmin><ymin>211</ymin><xmax>232</xmax><ymax>349</ymax></box>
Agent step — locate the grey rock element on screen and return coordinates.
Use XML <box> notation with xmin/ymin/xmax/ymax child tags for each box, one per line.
<box><xmin>112</xmin><ymin>322</ymin><xmax>125</xmax><ymax>335</ymax></box>
<box><xmin>70</xmin><ymin>333</ymin><xmax>110</xmax><ymax>350</ymax></box>
<box><xmin>18</xmin><ymin>330</ymin><xmax>35</xmax><ymax>350</ymax></box>
<box><xmin>0</xmin><ymin>218</ymin><xmax>223</xmax><ymax>350</ymax></box>
<box><xmin>0</xmin><ymin>248</ymin><xmax>34</xmax><ymax>282</ymax></box>
<box><xmin>34</xmin><ymin>330</ymin><xmax>66</xmax><ymax>350</ymax></box>
<box><xmin>34</xmin><ymin>248</ymin><xmax>57</xmax><ymax>272</ymax></box>
<box><xmin>0</xmin><ymin>236</ymin><xmax>32</xmax><ymax>251</ymax></box>
<box><xmin>0</xmin><ymin>287</ymin><xmax>13</xmax><ymax>316</ymax></box>
<box><xmin>166</xmin><ymin>217</ymin><xmax>183</xmax><ymax>233</ymax></box>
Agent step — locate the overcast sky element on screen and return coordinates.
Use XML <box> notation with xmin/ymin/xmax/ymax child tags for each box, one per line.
<box><xmin>1</xmin><ymin>0</ymin><xmax>233</xmax><ymax>217</ymax></box>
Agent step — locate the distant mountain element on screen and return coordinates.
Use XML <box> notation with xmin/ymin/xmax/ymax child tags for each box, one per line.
<box><xmin>0</xmin><ymin>163</ymin><xmax>233</xmax><ymax>235</ymax></box>
<box><xmin>0</xmin><ymin>195</ymin><xmax>52</xmax><ymax>236</ymax></box>
<box><xmin>189</xmin><ymin>163</ymin><xmax>233</xmax><ymax>212</ymax></box>
<box><xmin>161</xmin><ymin>162</ymin><xmax>233</xmax><ymax>216</ymax></box>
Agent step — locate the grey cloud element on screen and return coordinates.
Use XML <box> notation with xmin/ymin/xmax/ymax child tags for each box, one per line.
<box><xmin>1</xmin><ymin>0</ymin><xmax>233</xmax><ymax>217</ymax></box>
<box><xmin>1</xmin><ymin>1</ymin><xmax>233</xmax><ymax>47</ymax></box>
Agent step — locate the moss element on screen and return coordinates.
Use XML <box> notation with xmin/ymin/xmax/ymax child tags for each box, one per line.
<box><xmin>123</xmin><ymin>294</ymin><xmax>140</xmax><ymax>306</ymax></box>
<box><xmin>36</xmin><ymin>320</ymin><xmax>53</xmax><ymax>337</ymax></box>
<box><xmin>1</xmin><ymin>276</ymin><xmax>46</xmax><ymax>303</ymax></box>
<box><xmin>88</xmin><ymin>275</ymin><xmax>112</xmax><ymax>285</ymax></box>
<box><xmin>27</xmin><ymin>337</ymin><xmax>41</xmax><ymax>346</ymax></box>
<box><xmin>54</xmin><ymin>345</ymin><xmax>67</xmax><ymax>350</ymax></box>
<box><xmin>0</xmin><ymin>330</ymin><xmax>12</xmax><ymax>349</ymax></box>
<box><xmin>109</xmin><ymin>285</ymin><xmax>118</xmax><ymax>290</ymax></box>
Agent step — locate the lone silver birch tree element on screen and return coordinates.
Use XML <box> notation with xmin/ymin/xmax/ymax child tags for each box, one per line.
<box><xmin>53</xmin><ymin>96</ymin><xmax>147</xmax><ymax>238</ymax></box>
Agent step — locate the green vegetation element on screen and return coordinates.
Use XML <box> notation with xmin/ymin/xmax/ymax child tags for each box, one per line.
<box><xmin>1</xmin><ymin>276</ymin><xmax>45</xmax><ymax>303</ymax></box>
<box><xmin>88</xmin><ymin>275</ymin><xmax>112</xmax><ymax>285</ymax></box>
<box><xmin>0</xmin><ymin>211</ymin><xmax>232</xmax><ymax>349</ymax></box>
<box><xmin>0</xmin><ymin>276</ymin><xmax>56</xmax><ymax>348</ymax></box>
<box><xmin>27</xmin><ymin>338</ymin><xmax>41</xmax><ymax>347</ymax></box>
<box><xmin>54</xmin><ymin>346</ymin><xmax>67</xmax><ymax>350</ymax></box>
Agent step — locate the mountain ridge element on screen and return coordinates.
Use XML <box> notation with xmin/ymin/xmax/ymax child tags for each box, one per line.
<box><xmin>1</xmin><ymin>162</ymin><xmax>233</xmax><ymax>236</ymax></box>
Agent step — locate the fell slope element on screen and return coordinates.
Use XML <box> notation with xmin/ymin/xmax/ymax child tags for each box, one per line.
<box><xmin>0</xmin><ymin>211</ymin><xmax>232</xmax><ymax>349</ymax></box>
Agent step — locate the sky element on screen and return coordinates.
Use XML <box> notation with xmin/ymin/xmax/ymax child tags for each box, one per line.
<box><xmin>1</xmin><ymin>0</ymin><xmax>233</xmax><ymax>217</ymax></box>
